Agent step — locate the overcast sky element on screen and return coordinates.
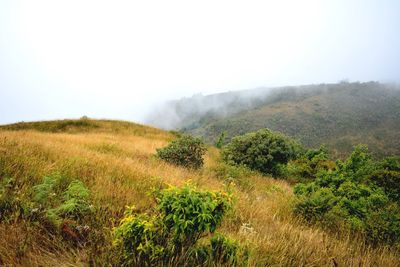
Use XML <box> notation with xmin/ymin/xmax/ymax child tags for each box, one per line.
<box><xmin>0</xmin><ymin>0</ymin><xmax>399</xmax><ymax>124</ymax></box>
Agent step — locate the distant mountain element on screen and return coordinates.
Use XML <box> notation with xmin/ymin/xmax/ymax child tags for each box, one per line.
<box><xmin>146</xmin><ymin>82</ymin><xmax>400</xmax><ymax>158</ymax></box>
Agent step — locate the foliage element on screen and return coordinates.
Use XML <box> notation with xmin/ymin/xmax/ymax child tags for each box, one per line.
<box><xmin>370</xmin><ymin>156</ymin><xmax>400</xmax><ymax>203</ymax></box>
<box><xmin>222</xmin><ymin>128</ymin><xmax>301</xmax><ymax>176</ymax></box>
<box><xmin>113</xmin><ymin>184</ymin><xmax>245</xmax><ymax>266</ymax></box>
<box><xmin>294</xmin><ymin>145</ymin><xmax>400</xmax><ymax>245</ymax></box>
<box><xmin>156</xmin><ymin>135</ymin><xmax>206</xmax><ymax>169</ymax></box>
<box><xmin>287</xmin><ymin>146</ymin><xmax>336</xmax><ymax>182</ymax></box>
<box><xmin>32</xmin><ymin>173</ymin><xmax>93</xmax><ymax>227</ymax></box>
<box><xmin>215</xmin><ymin>131</ymin><xmax>226</xmax><ymax>149</ymax></box>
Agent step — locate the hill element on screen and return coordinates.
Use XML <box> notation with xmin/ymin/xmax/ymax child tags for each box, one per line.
<box><xmin>0</xmin><ymin>119</ymin><xmax>399</xmax><ymax>266</ymax></box>
<box><xmin>147</xmin><ymin>82</ymin><xmax>400</xmax><ymax>158</ymax></box>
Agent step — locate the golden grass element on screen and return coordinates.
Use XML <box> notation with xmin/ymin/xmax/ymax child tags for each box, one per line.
<box><xmin>0</xmin><ymin>119</ymin><xmax>399</xmax><ymax>266</ymax></box>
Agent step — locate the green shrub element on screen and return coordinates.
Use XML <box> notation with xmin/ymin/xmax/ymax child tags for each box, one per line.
<box><xmin>156</xmin><ymin>135</ymin><xmax>206</xmax><ymax>169</ymax></box>
<box><xmin>215</xmin><ymin>131</ymin><xmax>226</xmax><ymax>149</ymax></box>
<box><xmin>222</xmin><ymin>128</ymin><xmax>301</xmax><ymax>176</ymax></box>
<box><xmin>294</xmin><ymin>145</ymin><xmax>400</xmax><ymax>245</ymax></box>
<box><xmin>287</xmin><ymin>146</ymin><xmax>336</xmax><ymax>182</ymax></box>
<box><xmin>210</xmin><ymin>233</ymin><xmax>242</xmax><ymax>265</ymax></box>
<box><xmin>370</xmin><ymin>156</ymin><xmax>400</xmax><ymax>203</ymax></box>
<box><xmin>113</xmin><ymin>184</ymin><xmax>243</xmax><ymax>266</ymax></box>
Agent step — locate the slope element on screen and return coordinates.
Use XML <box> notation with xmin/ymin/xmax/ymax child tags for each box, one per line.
<box><xmin>0</xmin><ymin>119</ymin><xmax>399</xmax><ymax>266</ymax></box>
<box><xmin>148</xmin><ymin>82</ymin><xmax>400</xmax><ymax>158</ymax></box>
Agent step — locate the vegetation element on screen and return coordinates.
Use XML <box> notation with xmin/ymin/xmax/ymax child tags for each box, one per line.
<box><xmin>222</xmin><ymin>128</ymin><xmax>300</xmax><ymax>176</ymax></box>
<box><xmin>0</xmin><ymin>119</ymin><xmax>399</xmax><ymax>266</ymax></box>
<box><xmin>294</xmin><ymin>146</ymin><xmax>400</xmax><ymax>246</ymax></box>
<box><xmin>286</xmin><ymin>145</ymin><xmax>336</xmax><ymax>182</ymax></box>
<box><xmin>150</xmin><ymin>82</ymin><xmax>400</xmax><ymax>158</ymax></box>
<box><xmin>157</xmin><ymin>135</ymin><xmax>206</xmax><ymax>169</ymax></box>
<box><xmin>113</xmin><ymin>184</ymin><xmax>246</xmax><ymax>266</ymax></box>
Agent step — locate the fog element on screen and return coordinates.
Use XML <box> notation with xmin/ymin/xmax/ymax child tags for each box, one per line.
<box><xmin>1</xmin><ymin>1</ymin><xmax>399</xmax><ymax>125</ymax></box>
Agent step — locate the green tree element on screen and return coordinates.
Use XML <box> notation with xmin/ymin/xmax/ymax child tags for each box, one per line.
<box><xmin>157</xmin><ymin>135</ymin><xmax>206</xmax><ymax>169</ymax></box>
<box><xmin>222</xmin><ymin>128</ymin><xmax>301</xmax><ymax>176</ymax></box>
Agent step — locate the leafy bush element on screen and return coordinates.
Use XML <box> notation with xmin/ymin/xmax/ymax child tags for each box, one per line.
<box><xmin>222</xmin><ymin>128</ymin><xmax>301</xmax><ymax>176</ymax></box>
<box><xmin>113</xmin><ymin>184</ymin><xmax>246</xmax><ymax>266</ymax></box>
<box><xmin>287</xmin><ymin>146</ymin><xmax>335</xmax><ymax>182</ymax></box>
<box><xmin>156</xmin><ymin>135</ymin><xmax>206</xmax><ymax>169</ymax></box>
<box><xmin>370</xmin><ymin>156</ymin><xmax>400</xmax><ymax>203</ymax></box>
<box><xmin>294</xmin><ymin>145</ymin><xmax>400</xmax><ymax>245</ymax></box>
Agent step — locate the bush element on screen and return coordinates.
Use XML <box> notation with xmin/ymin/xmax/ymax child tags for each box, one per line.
<box><xmin>113</xmin><ymin>184</ymin><xmax>247</xmax><ymax>266</ymax></box>
<box><xmin>222</xmin><ymin>128</ymin><xmax>301</xmax><ymax>176</ymax></box>
<box><xmin>370</xmin><ymin>156</ymin><xmax>400</xmax><ymax>203</ymax></box>
<box><xmin>156</xmin><ymin>135</ymin><xmax>206</xmax><ymax>169</ymax></box>
<box><xmin>286</xmin><ymin>146</ymin><xmax>335</xmax><ymax>182</ymax></box>
<box><xmin>294</xmin><ymin>145</ymin><xmax>400</xmax><ymax>245</ymax></box>
<box><xmin>215</xmin><ymin>131</ymin><xmax>226</xmax><ymax>149</ymax></box>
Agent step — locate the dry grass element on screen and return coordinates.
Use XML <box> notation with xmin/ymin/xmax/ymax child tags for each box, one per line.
<box><xmin>0</xmin><ymin>119</ymin><xmax>399</xmax><ymax>266</ymax></box>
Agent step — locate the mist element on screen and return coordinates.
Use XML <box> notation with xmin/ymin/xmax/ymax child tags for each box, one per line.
<box><xmin>1</xmin><ymin>1</ymin><xmax>400</xmax><ymax>125</ymax></box>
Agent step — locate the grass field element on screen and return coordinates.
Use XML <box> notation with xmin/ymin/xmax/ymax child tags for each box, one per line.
<box><xmin>0</xmin><ymin>119</ymin><xmax>399</xmax><ymax>266</ymax></box>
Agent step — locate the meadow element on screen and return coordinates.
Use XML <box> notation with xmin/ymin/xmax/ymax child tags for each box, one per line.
<box><xmin>0</xmin><ymin>119</ymin><xmax>399</xmax><ymax>266</ymax></box>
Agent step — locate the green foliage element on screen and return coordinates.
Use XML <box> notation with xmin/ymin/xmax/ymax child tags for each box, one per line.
<box><xmin>32</xmin><ymin>174</ymin><xmax>92</xmax><ymax>227</ymax></box>
<box><xmin>294</xmin><ymin>145</ymin><xmax>400</xmax><ymax>245</ymax></box>
<box><xmin>113</xmin><ymin>184</ymin><xmax>245</xmax><ymax>266</ymax></box>
<box><xmin>370</xmin><ymin>156</ymin><xmax>400</xmax><ymax>203</ymax></box>
<box><xmin>210</xmin><ymin>233</ymin><xmax>243</xmax><ymax>265</ymax></box>
<box><xmin>215</xmin><ymin>131</ymin><xmax>226</xmax><ymax>149</ymax></box>
<box><xmin>156</xmin><ymin>135</ymin><xmax>206</xmax><ymax>169</ymax></box>
<box><xmin>287</xmin><ymin>146</ymin><xmax>336</xmax><ymax>182</ymax></box>
<box><xmin>222</xmin><ymin>128</ymin><xmax>301</xmax><ymax>176</ymax></box>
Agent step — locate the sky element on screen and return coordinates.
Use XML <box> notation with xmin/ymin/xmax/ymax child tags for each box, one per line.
<box><xmin>0</xmin><ymin>0</ymin><xmax>399</xmax><ymax>125</ymax></box>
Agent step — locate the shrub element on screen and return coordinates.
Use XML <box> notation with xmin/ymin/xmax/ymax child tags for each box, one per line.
<box><xmin>210</xmin><ymin>233</ymin><xmax>242</xmax><ymax>265</ymax></box>
<box><xmin>215</xmin><ymin>131</ymin><xmax>226</xmax><ymax>149</ymax></box>
<box><xmin>113</xmin><ymin>184</ymin><xmax>245</xmax><ymax>266</ymax></box>
<box><xmin>287</xmin><ymin>146</ymin><xmax>335</xmax><ymax>182</ymax></box>
<box><xmin>370</xmin><ymin>156</ymin><xmax>400</xmax><ymax>203</ymax></box>
<box><xmin>156</xmin><ymin>135</ymin><xmax>206</xmax><ymax>169</ymax></box>
<box><xmin>222</xmin><ymin>128</ymin><xmax>301</xmax><ymax>176</ymax></box>
<box><xmin>294</xmin><ymin>145</ymin><xmax>400</xmax><ymax>245</ymax></box>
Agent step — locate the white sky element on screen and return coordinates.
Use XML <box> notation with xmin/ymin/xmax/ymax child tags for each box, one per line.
<box><xmin>1</xmin><ymin>0</ymin><xmax>399</xmax><ymax>124</ymax></box>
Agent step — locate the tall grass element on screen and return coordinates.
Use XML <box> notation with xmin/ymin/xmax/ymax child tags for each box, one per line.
<box><xmin>0</xmin><ymin>119</ymin><xmax>399</xmax><ymax>266</ymax></box>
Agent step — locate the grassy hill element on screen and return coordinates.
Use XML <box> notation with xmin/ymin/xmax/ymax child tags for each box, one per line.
<box><xmin>148</xmin><ymin>82</ymin><xmax>400</xmax><ymax>158</ymax></box>
<box><xmin>0</xmin><ymin>119</ymin><xmax>399</xmax><ymax>266</ymax></box>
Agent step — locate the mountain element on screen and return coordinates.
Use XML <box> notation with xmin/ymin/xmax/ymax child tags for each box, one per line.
<box><xmin>147</xmin><ymin>82</ymin><xmax>400</xmax><ymax>158</ymax></box>
<box><xmin>1</xmin><ymin>119</ymin><xmax>399</xmax><ymax>265</ymax></box>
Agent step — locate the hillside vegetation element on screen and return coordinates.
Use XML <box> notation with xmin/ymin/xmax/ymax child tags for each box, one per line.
<box><xmin>0</xmin><ymin>119</ymin><xmax>399</xmax><ymax>266</ymax></box>
<box><xmin>147</xmin><ymin>82</ymin><xmax>400</xmax><ymax>158</ymax></box>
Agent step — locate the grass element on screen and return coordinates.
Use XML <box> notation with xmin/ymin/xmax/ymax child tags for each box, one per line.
<box><xmin>0</xmin><ymin>119</ymin><xmax>399</xmax><ymax>266</ymax></box>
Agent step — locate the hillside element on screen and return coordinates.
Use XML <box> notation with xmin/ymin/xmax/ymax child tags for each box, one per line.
<box><xmin>147</xmin><ymin>82</ymin><xmax>400</xmax><ymax>158</ymax></box>
<box><xmin>0</xmin><ymin>119</ymin><xmax>399</xmax><ymax>266</ymax></box>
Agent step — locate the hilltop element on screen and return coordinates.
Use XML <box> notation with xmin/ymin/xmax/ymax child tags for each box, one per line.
<box><xmin>147</xmin><ymin>82</ymin><xmax>400</xmax><ymax>158</ymax></box>
<box><xmin>0</xmin><ymin>119</ymin><xmax>399</xmax><ymax>266</ymax></box>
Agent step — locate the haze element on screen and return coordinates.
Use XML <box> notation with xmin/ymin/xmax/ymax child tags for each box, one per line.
<box><xmin>1</xmin><ymin>0</ymin><xmax>399</xmax><ymax>125</ymax></box>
